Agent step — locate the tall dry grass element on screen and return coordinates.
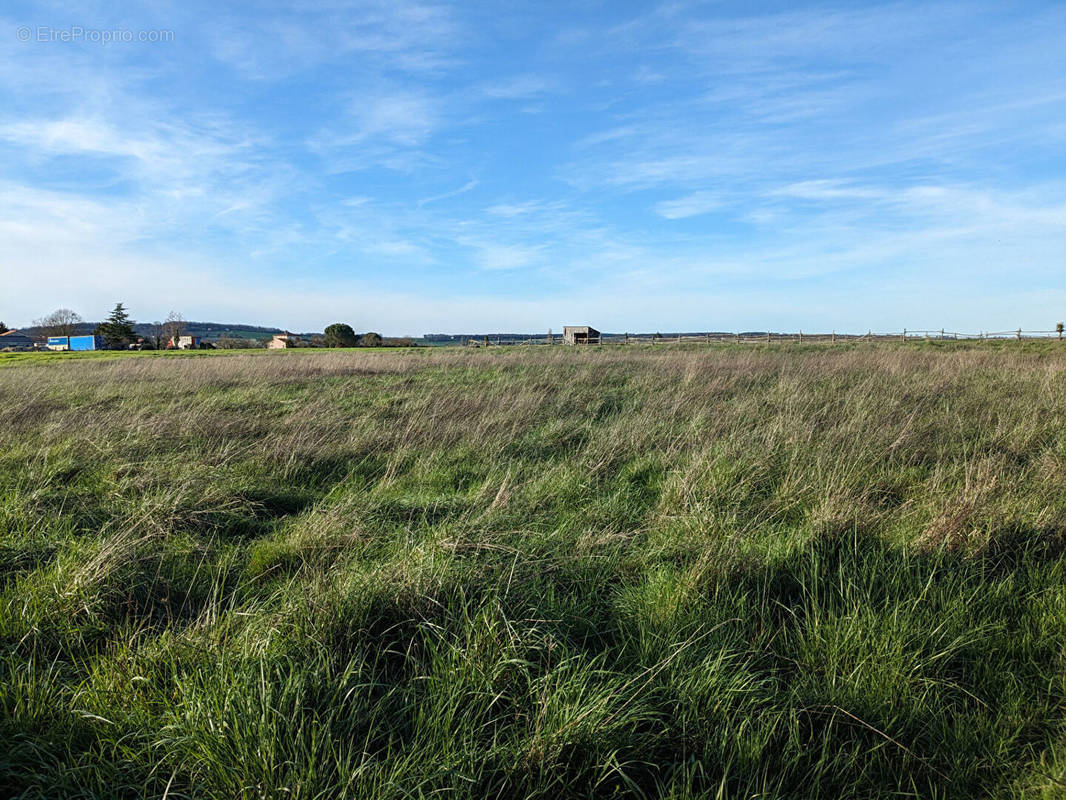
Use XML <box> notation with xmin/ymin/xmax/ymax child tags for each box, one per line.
<box><xmin>2</xmin><ymin>342</ymin><xmax>1066</xmax><ymax>798</ymax></box>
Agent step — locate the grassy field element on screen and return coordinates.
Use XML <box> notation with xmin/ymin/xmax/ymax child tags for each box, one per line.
<box><xmin>3</xmin><ymin>343</ymin><xmax>1066</xmax><ymax>798</ymax></box>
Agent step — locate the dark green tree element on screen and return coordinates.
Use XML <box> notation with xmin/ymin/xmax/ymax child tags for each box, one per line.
<box><xmin>95</xmin><ymin>303</ymin><xmax>136</xmax><ymax>349</ymax></box>
<box><xmin>360</xmin><ymin>332</ymin><xmax>383</xmax><ymax>347</ymax></box>
<box><xmin>0</xmin><ymin>321</ymin><xmax>8</xmax><ymax>333</ymax></box>
<box><xmin>324</xmin><ymin>323</ymin><xmax>359</xmax><ymax>347</ymax></box>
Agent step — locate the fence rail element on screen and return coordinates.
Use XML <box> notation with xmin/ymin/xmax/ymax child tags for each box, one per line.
<box><xmin>463</xmin><ymin>329</ymin><xmax>1066</xmax><ymax>347</ymax></box>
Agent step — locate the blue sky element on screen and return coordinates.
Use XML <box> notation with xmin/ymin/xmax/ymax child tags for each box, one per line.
<box><xmin>2</xmin><ymin>1</ymin><xmax>1065</xmax><ymax>334</ymax></box>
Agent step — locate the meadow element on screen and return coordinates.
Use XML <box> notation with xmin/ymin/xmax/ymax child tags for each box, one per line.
<box><xmin>2</xmin><ymin>342</ymin><xmax>1066</xmax><ymax>799</ymax></box>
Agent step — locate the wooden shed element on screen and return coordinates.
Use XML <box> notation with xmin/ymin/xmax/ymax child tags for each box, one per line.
<box><xmin>563</xmin><ymin>326</ymin><xmax>600</xmax><ymax>345</ymax></box>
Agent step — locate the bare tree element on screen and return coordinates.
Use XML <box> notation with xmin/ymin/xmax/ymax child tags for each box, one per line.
<box><xmin>34</xmin><ymin>308</ymin><xmax>83</xmax><ymax>338</ymax></box>
<box><xmin>162</xmin><ymin>311</ymin><xmax>186</xmax><ymax>347</ymax></box>
<box><xmin>148</xmin><ymin>320</ymin><xmax>165</xmax><ymax>349</ymax></box>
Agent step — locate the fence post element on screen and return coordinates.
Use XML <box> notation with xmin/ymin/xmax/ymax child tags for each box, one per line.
<box><xmin>901</xmin><ymin>328</ymin><xmax>906</xmax><ymax>342</ymax></box>
<box><xmin>1017</xmin><ymin>328</ymin><xmax>1022</xmax><ymax>340</ymax></box>
<box><xmin>799</xmin><ymin>330</ymin><xmax>803</xmax><ymax>343</ymax></box>
<box><xmin>766</xmin><ymin>331</ymin><xmax>771</xmax><ymax>344</ymax></box>
<box><xmin>832</xmin><ymin>330</ymin><xmax>836</xmax><ymax>344</ymax></box>
<box><xmin>940</xmin><ymin>328</ymin><xmax>945</xmax><ymax>340</ymax></box>
<box><xmin>735</xmin><ymin>332</ymin><xmax>740</xmax><ymax>344</ymax></box>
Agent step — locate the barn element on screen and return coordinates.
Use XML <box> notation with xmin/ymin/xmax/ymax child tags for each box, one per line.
<box><xmin>562</xmin><ymin>326</ymin><xmax>600</xmax><ymax>345</ymax></box>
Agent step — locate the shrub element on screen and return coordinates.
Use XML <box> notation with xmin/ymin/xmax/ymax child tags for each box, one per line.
<box><xmin>217</xmin><ymin>336</ymin><xmax>263</xmax><ymax>349</ymax></box>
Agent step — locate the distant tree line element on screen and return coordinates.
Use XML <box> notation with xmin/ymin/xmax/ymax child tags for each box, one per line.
<box><xmin>9</xmin><ymin>307</ymin><xmax>419</xmax><ymax>350</ymax></box>
<box><xmin>26</xmin><ymin>303</ymin><xmax>187</xmax><ymax>350</ymax></box>
<box><xmin>216</xmin><ymin>336</ymin><xmax>262</xmax><ymax>349</ymax></box>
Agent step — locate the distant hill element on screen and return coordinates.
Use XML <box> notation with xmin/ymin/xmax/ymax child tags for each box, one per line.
<box><xmin>179</xmin><ymin>322</ymin><xmax>288</xmax><ymax>340</ymax></box>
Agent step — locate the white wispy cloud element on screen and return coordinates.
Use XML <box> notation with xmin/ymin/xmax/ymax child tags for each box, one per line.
<box><xmin>565</xmin><ymin>3</ymin><xmax>1066</xmax><ymax>197</ymax></box>
<box><xmin>481</xmin><ymin>75</ymin><xmax>553</xmax><ymax>99</ymax></box>
<box><xmin>335</xmin><ymin>88</ymin><xmax>442</xmax><ymax>147</ymax></box>
<box><xmin>419</xmin><ymin>179</ymin><xmax>478</xmax><ymax>206</ymax></box>
<box><xmin>205</xmin><ymin>0</ymin><xmax>463</xmax><ymax>79</ymax></box>
<box><xmin>655</xmin><ymin>190</ymin><xmax>722</xmax><ymax>219</ymax></box>
<box><xmin>469</xmin><ymin>242</ymin><xmax>544</xmax><ymax>271</ymax></box>
<box><xmin>306</xmin><ymin>85</ymin><xmax>455</xmax><ymax>173</ymax></box>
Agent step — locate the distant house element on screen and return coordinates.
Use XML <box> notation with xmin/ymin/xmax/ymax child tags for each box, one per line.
<box><xmin>0</xmin><ymin>330</ymin><xmax>34</xmax><ymax>350</ymax></box>
<box><xmin>563</xmin><ymin>326</ymin><xmax>600</xmax><ymax>345</ymax></box>
<box><xmin>267</xmin><ymin>332</ymin><xmax>297</xmax><ymax>349</ymax></box>
<box><xmin>171</xmin><ymin>335</ymin><xmax>202</xmax><ymax>350</ymax></box>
